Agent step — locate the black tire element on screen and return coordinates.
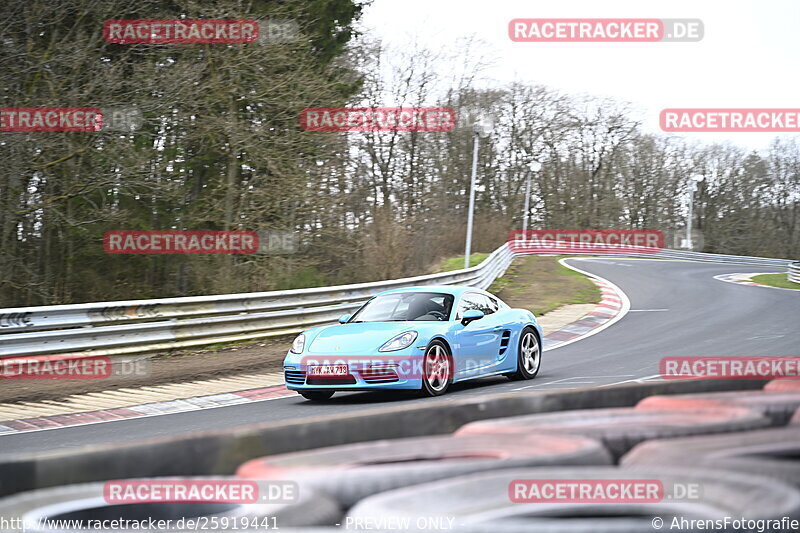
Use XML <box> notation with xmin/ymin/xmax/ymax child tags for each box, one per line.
<box><xmin>507</xmin><ymin>326</ymin><xmax>540</xmax><ymax>380</ymax></box>
<box><xmin>765</xmin><ymin>379</ymin><xmax>800</xmax><ymax>392</ymax></box>
<box><xmin>347</xmin><ymin>466</ymin><xmax>800</xmax><ymax>533</ymax></box>
<box><xmin>236</xmin><ymin>433</ymin><xmax>611</xmax><ymax>508</ymax></box>
<box><xmin>0</xmin><ymin>477</ymin><xmax>341</xmax><ymax>532</ymax></box>
<box><xmin>456</xmin><ymin>406</ymin><xmax>770</xmax><ymax>459</ymax></box>
<box><xmin>300</xmin><ymin>391</ymin><xmax>335</xmax><ymax>402</ymax></box>
<box><xmin>637</xmin><ymin>390</ymin><xmax>800</xmax><ymax>425</ymax></box>
<box><xmin>622</xmin><ymin>426</ymin><xmax>800</xmax><ymax>488</ymax></box>
<box><xmin>419</xmin><ymin>339</ymin><xmax>452</xmax><ymax>397</ymax></box>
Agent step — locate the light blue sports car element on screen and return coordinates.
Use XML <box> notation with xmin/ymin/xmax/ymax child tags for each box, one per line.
<box><xmin>283</xmin><ymin>286</ymin><xmax>543</xmax><ymax>401</ymax></box>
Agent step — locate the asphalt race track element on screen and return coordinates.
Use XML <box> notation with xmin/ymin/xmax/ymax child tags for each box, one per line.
<box><xmin>1</xmin><ymin>258</ymin><xmax>797</xmax><ymax>455</ymax></box>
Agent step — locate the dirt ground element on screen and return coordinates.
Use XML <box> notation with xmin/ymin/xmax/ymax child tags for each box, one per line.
<box><xmin>0</xmin><ymin>336</ymin><xmax>293</xmax><ymax>404</ymax></box>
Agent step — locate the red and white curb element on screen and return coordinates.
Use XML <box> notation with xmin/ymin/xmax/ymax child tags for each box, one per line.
<box><xmin>543</xmin><ymin>258</ymin><xmax>630</xmax><ymax>351</ymax></box>
<box><xmin>714</xmin><ymin>272</ymin><xmax>797</xmax><ymax>290</ymax></box>
<box><xmin>0</xmin><ymin>383</ymin><xmax>292</xmax><ymax>435</ymax></box>
<box><xmin>0</xmin><ymin>259</ymin><xmax>629</xmax><ymax>436</ymax></box>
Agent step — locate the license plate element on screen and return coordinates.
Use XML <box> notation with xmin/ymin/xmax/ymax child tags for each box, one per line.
<box><xmin>307</xmin><ymin>364</ymin><xmax>348</xmax><ymax>376</ymax></box>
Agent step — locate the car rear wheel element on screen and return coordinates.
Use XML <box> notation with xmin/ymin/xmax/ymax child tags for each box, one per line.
<box><xmin>300</xmin><ymin>391</ymin><xmax>335</xmax><ymax>402</ymax></box>
<box><xmin>420</xmin><ymin>340</ymin><xmax>452</xmax><ymax>397</ymax></box>
<box><xmin>508</xmin><ymin>327</ymin><xmax>540</xmax><ymax>380</ymax></box>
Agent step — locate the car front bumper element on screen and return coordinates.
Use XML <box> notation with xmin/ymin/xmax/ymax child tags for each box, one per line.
<box><xmin>282</xmin><ymin>350</ymin><xmax>425</xmax><ymax>391</ymax></box>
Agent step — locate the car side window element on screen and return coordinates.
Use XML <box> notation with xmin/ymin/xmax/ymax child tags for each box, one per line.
<box><xmin>458</xmin><ymin>293</ymin><xmax>493</xmax><ymax>317</ymax></box>
<box><xmin>476</xmin><ymin>294</ymin><xmax>495</xmax><ymax>315</ymax></box>
<box><xmin>457</xmin><ymin>294</ymin><xmax>481</xmax><ymax>317</ymax></box>
<box><xmin>487</xmin><ymin>296</ymin><xmax>499</xmax><ymax>313</ymax></box>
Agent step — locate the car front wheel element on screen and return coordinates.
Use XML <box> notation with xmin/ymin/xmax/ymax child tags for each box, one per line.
<box><xmin>509</xmin><ymin>327</ymin><xmax>541</xmax><ymax>380</ymax></box>
<box><xmin>419</xmin><ymin>340</ymin><xmax>452</xmax><ymax>397</ymax></box>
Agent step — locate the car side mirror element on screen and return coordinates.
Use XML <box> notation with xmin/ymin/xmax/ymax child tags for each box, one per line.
<box><xmin>461</xmin><ymin>309</ymin><xmax>484</xmax><ymax>327</ymax></box>
<box><xmin>338</xmin><ymin>314</ymin><xmax>352</xmax><ymax>324</ymax></box>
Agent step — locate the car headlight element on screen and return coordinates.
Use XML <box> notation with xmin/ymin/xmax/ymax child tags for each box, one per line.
<box><xmin>290</xmin><ymin>334</ymin><xmax>306</xmax><ymax>354</ymax></box>
<box><xmin>379</xmin><ymin>331</ymin><xmax>418</xmax><ymax>352</ymax></box>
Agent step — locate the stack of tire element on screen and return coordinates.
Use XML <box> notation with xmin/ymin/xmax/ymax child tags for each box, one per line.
<box><xmin>2</xmin><ymin>380</ymin><xmax>800</xmax><ymax>532</ymax></box>
<box><xmin>0</xmin><ymin>477</ymin><xmax>341</xmax><ymax>533</ymax></box>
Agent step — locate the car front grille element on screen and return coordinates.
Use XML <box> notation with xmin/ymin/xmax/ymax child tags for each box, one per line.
<box><xmin>306</xmin><ymin>375</ymin><xmax>357</xmax><ymax>386</ymax></box>
<box><xmin>284</xmin><ymin>370</ymin><xmax>306</xmax><ymax>385</ymax></box>
<box><xmin>361</xmin><ymin>367</ymin><xmax>400</xmax><ymax>383</ymax></box>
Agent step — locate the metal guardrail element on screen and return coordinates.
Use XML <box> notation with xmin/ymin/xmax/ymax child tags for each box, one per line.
<box><xmin>0</xmin><ymin>246</ymin><xmax>515</xmax><ymax>358</ymax></box>
<box><xmin>0</xmin><ymin>244</ymin><xmax>792</xmax><ymax>358</ymax></box>
<box><xmin>790</xmin><ymin>262</ymin><xmax>800</xmax><ymax>284</ymax></box>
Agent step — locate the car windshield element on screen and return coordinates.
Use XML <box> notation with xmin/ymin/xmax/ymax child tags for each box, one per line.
<box><xmin>350</xmin><ymin>292</ymin><xmax>454</xmax><ymax>322</ymax></box>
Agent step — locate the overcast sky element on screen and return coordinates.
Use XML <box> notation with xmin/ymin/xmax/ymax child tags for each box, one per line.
<box><xmin>360</xmin><ymin>0</ymin><xmax>800</xmax><ymax>151</ymax></box>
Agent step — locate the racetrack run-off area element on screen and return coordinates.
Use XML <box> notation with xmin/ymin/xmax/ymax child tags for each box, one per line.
<box><xmin>0</xmin><ymin>258</ymin><xmax>623</xmax><ymax>434</ymax></box>
<box><xmin>0</xmin><ymin>257</ymin><xmax>796</xmax><ymax>452</ymax></box>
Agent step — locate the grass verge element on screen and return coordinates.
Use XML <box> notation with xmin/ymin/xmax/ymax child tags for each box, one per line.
<box><xmin>439</xmin><ymin>253</ymin><xmax>490</xmax><ymax>271</ymax></box>
<box><xmin>751</xmin><ymin>273</ymin><xmax>800</xmax><ymax>290</ymax></box>
<box><xmin>488</xmin><ymin>256</ymin><xmax>601</xmax><ymax>316</ymax></box>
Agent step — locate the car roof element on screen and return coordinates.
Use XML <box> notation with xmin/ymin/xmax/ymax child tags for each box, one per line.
<box><xmin>375</xmin><ymin>285</ymin><xmax>482</xmax><ymax>297</ymax></box>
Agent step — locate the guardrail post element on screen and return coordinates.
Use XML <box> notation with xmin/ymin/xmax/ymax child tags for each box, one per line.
<box><xmin>789</xmin><ymin>262</ymin><xmax>800</xmax><ymax>284</ymax></box>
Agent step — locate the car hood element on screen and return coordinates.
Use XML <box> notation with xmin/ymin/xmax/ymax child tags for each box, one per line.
<box><xmin>307</xmin><ymin>322</ymin><xmax>425</xmax><ymax>354</ymax></box>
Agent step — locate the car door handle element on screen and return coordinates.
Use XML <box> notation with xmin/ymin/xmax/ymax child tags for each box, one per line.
<box><xmin>493</xmin><ymin>326</ymin><xmax>504</xmax><ymax>331</ymax></box>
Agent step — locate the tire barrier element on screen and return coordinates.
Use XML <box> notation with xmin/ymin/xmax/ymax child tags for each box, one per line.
<box><xmin>453</xmin><ymin>406</ymin><xmax>771</xmax><ymax>459</ymax></box>
<box><xmin>2</xmin><ymin>383</ymin><xmax>798</xmax><ymax>529</ymax></box>
<box><xmin>347</xmin><ymin>466</ymin><xmax>800</xmax><ymax>533</ymax></box>
<box><xmin>1</xmin><ymin>379</ymin><xmax>765</xmax><ymax>498</ymax></box>
<box><xmin>621</xmin><ymin>426</ymin><xmax>800</xmax><ymax>489</ymax></box>
<box><xmin>637</xmin><ymin>391</ymin><xmax>800</xmax><ymax>425</ymax></box>
<box><xmin>0</xmin><ymin>478</ymin><xmax>340</xmax><ymax>532</ymax></box>
<box><xmin>765</xmin><ymin>379</ymin><xmax>800</xmax><ymax>392</ymax></box>
<box><xmin>236</xmin><ymin>434</ymin><xmax>612</xmax><ymax>508</ymax></box>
